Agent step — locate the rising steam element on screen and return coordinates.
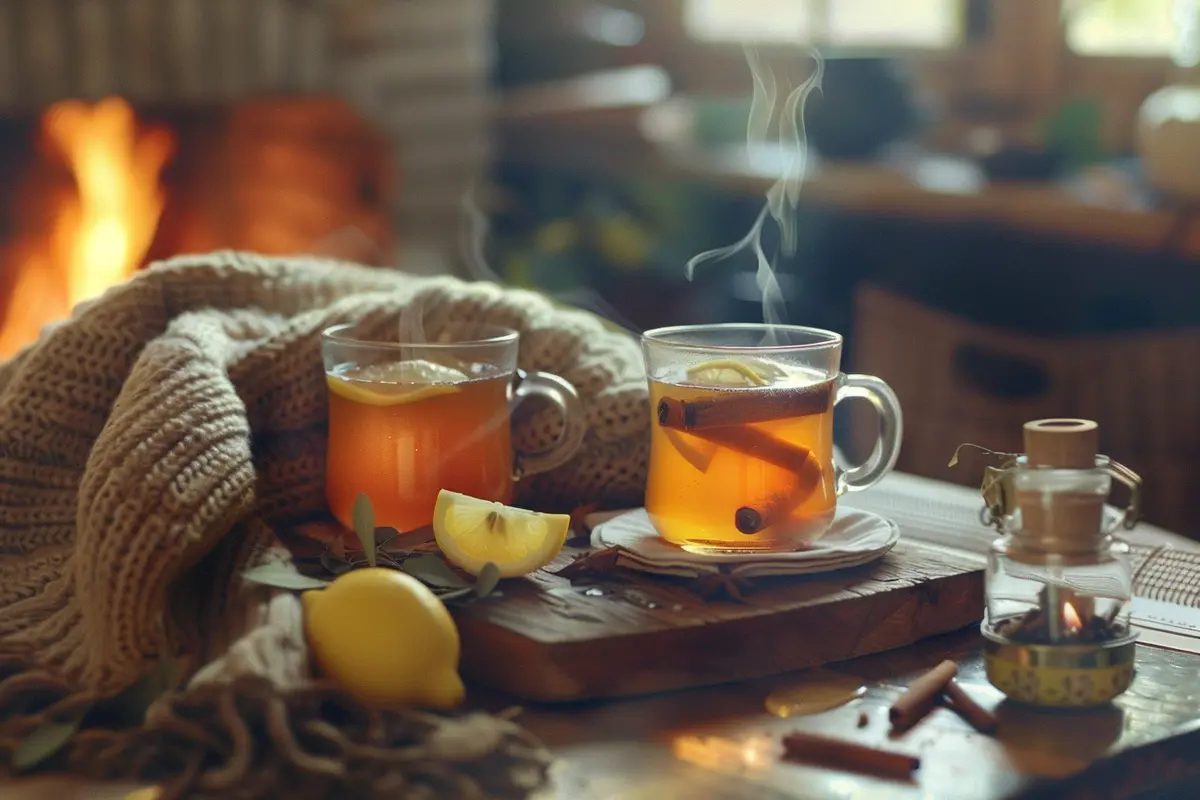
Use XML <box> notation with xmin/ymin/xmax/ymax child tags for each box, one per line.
<box><xmin>685</xmin><ymin>47</ymin><xmax>824</xmax><ymax>335</ymax></box>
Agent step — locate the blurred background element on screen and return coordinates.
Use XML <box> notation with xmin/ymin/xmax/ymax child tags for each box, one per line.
<box><xmin>0</xmin><ymin>0</ymin><xmax>1196</xmax><ymax>534</ymax></box>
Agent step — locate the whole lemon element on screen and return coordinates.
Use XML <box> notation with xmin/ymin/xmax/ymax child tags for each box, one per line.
<box><xmin>302</xmin><ymin>568</ymin><xmax>465</xmax><ymax>710</ymax></box>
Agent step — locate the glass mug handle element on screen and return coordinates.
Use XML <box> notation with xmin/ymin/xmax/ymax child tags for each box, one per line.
<box><xmin>508</xmin><ymin>369</ymin><xmax>587</xmax><ymax>479</ymax></box>
<box><xmin>833</xmin><ymin>373</ymin><xmax>904</xmax><ymax>495</ymax></box>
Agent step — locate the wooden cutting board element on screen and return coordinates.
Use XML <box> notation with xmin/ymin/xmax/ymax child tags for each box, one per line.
<box><xmin>454</xmin><ymin>539</ymin><xmax>985</xmax><ymax>703</ymax></box>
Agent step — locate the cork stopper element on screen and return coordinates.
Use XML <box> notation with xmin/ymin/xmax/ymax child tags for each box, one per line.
<box><xmin>1023</xmin><ymin>419</ymin><xmax>1099</xmax><ymax>469</ymax></box>
<box><xmin>1013</xmin><ymin>418</ymin><xmax>1105</xmax><ymax>560</ymax></box>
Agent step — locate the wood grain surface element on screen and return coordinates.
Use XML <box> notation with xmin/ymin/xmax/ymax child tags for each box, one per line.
<box><xmin>454</xmin><ymin>540</ymin><xmax>985</xmax><ymax>702</ymax></box>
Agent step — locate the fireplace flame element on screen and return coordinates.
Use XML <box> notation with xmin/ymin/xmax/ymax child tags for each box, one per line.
<box><xmin>0</xmin><ymin>98</ymin><xmax>174</xmax><ymax>358</ymax></box>
<box><xmin>1063</xmin><ymin>601</ymin><xmax>1083</xmax><ymax>633</ymax></box>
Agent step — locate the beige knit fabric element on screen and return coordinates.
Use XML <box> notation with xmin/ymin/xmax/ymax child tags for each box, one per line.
<box><xmin>0</xmin><ymin>251</ymin><xmax>648</xmax><ymax>706</ymax></box>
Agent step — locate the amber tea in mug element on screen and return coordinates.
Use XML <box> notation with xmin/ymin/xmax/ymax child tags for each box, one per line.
<box><xmin>643</xmin><ymin>324</ymin><xmax>903</xmax><ymax>552</ymax></box>
<box><xmin>323</xmin><ymin>323</ymin><xmax>585</xmax><ymax>535</ymax></box>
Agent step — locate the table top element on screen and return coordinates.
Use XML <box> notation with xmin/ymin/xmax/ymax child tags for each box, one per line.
<box><xmin>497</xmin><ymin>628</ymin><xmax>1200</xmax><ymax>800</ymax></box>
<box><xmin>15</xmin><ymin>629</ymin><xmax>1200</xmax><ymax>800</ymax></box>
<box><xmin>7</xmin><ymin>474</ymin><xmax>1200</xmax><ymax>799</ymax></box>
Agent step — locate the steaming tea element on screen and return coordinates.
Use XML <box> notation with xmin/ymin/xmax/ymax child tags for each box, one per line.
<box><xmin>325</xmin><ymin>360</ymin><xmax>513</xmax><ymax>533</ymax></box>
<box><xmin>646</xmin><ymin>359</ymin><xmax>838</xmax><ymax>551</ymax></box>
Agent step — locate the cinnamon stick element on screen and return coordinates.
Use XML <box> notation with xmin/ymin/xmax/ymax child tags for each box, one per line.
<box><xmin>686</xmin><ymin>424</ymin><xmax>812</xmax><ymax>475</ymax></box>
<box><xmin>781</xmin><ymin>732</ymin><xmax>919</xmax><ymax>781</ymax></box>
<box><xmin>734</xmin><ymin>457</ymin><xmax>825</xmax><ymax>534</ymax></box>
<box><xmin>942</xmin><ymin>680</ymin><xmax>998</xmax><ymax>734</ymax></box>
<box><xmin>657</xmin><ymin>382</ymin><xmax>831</xmax><ymax>432</ymax></box>
<box><xmin>889</xmin><ymin>660</ymin><xmax>958</xmax><ymax>732</ymax></box>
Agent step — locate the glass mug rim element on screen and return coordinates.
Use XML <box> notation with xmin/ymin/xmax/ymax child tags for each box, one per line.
<box><xmin>321</xmin><ymin>321</ymin><xmax>520</xmax><ymax>353</ymax></box>
<box><xmin>642</xmin><ymin>323</ymin><xmax>843</xmax><ymax>354</ymax></box>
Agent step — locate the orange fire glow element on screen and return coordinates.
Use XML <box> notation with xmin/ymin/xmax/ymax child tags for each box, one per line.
<box><xmin>0</xmin><ymin>97</ymin><xmax>174</xmax><ymax>358</ymax></box>
<box><xmin>1063</xmin><ymin>601</ymin><xmax>1083</xmax><ymax>633</ymax></box>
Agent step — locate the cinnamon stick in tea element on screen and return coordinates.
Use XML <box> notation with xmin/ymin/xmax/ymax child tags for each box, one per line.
<box><xmin>889</xmin><ymin>660</ymin><xmax>958</xmax><ymax>732</ymax></box>
<box><xmin>781</xmin><ymin>732</ymin><xmax>920</xmax><ymax>780</ymax></box>
<box><xmin>942</xmin><ymin>680</ymin><xmax>998</xmax><ymax>735</ymax></box>
<box><xmin>657</xmin><ymin>381</ymin><xmax>832</xmax><ymax>432</ymax></box>
<box><xmin>735</xmin><ymin>455</ymin><xmax>825</xmax><ymax>534</ymax></box>
<box><xmin>687</xmin><ymin>424</ymin><xmax>813</xmax><ymax>475</ymax></box>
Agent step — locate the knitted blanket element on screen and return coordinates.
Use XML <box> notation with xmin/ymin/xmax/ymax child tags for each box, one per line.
<box><xmin>0</xmin><ymin>252</ymin><xmax>649</xmax><ymax>797</ymax></box>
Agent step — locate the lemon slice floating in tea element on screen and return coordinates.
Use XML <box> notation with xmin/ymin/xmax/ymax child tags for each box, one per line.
<box><xmin>433</xmin><ymin>490</ymin><xmax>571</xmax><ymax>578</ymax></box>
<box><xmin>327</xmin><ymin>359</ymin><xmax>468</xmax><ymax>406</ymax></box>
<box><xmin>686</xmin><ymin>358</ymin><xmax>786</xmax><ymax>388</ymax></box>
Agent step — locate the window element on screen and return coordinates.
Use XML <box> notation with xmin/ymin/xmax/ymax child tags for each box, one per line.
<box><xmin>683</xmin><ymin>0</ymin><xmax>963</xmax><ymax>48</ymax></box>
<box><xmin>1063</xmin><ymin>0</ymin><xmax>1184</xmax><ymax>57</ymax></box>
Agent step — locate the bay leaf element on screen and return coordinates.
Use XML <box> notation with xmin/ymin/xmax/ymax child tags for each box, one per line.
<box><xmin>101</xmin><ymin>659</ymin><xmax>184</xmax><ymax>727</ymax></box>
<box><xmin>352</xmin><ymin>493</ymin><xmax>377</xmax><ymax>568</ymax></box>
<box><xmin>319</xmin><ymin>551</ymin><xmax>352</xmax><ymax>576</ymax></box>
<box><xmin>374</xmin><ymin>526</ymin><xmax>401</xmax><ymax>549</ymax></box>
<box><xmin>12</xmin><ymin>708</ymin><xmax>89</xmax><ymax>771</ymax></box>
<box><xmin>243</xmin><ymin>564</ymin><xmax>329</xmax><ymax>591</ymax></box>
<box><xmin>474</xmin><ymin>562</ymin><xmax>501</xmax><ymax>598</ymax></box>
<box><xmin>437</xmin><ymin>587</ymin><xmax>477</xmax><ymax>605</ymax></box>
<box><xmin>401</xmin><ymin>554</ymin><xmax>470</xmax><ymax>589</ymax></box>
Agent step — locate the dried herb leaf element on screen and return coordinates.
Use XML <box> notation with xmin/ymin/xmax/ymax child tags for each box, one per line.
<box><xmin>243</xmin><ymin>564</ymin><xmax>330</xmax><ymax>591</ymax></box>
<box><xmin>320</xmin><ymin>551</ymin><xmax>352</xmax><ymax>576</ymax></box>
<box><xmin>402</xmin><ymin>554</ymin><xmax>471</xmax><ymax>589</ymax></box>
<box><xmin>352</xmin><ymin>493</ymin><xmax>377</xmax><ymax>568</ymax></box>
<box><xmin>438</xmin><ymin>587</ymin><xmax>477</xmax><ymax>605</ymax></box>
<box><xmin>374</xmin><ymin>526</ymin><xmax>401</xmax><ymax>550</ymax></box>
<box><xmin>12</xmin><ymin>709</ymin><xmax>89</xmax><ymax>771</ymax></box>
<box><xmin>475</xmin><ymin>563</ymin><xmax>501</xmax><ymax>598</ymax></box>
<box><xmin>102</xmin><ymin>659</ymin><xmax>184</xmax><ymax>727</ymax></box>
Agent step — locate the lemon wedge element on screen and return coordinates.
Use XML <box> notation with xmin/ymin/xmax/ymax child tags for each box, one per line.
<box><xmin>327</xmin><ymin>359</ymin><xmax>467</xmax><ymax>406</ymax></box>
<box><xmin>432</xmin><ymin>490</ymin><xmax>570</xmax><ymax>578</ymax></box>
<box><xmin>686</xmin><ymin>358</ymin><xmax>784</xmax><ymax>387</ymax></box>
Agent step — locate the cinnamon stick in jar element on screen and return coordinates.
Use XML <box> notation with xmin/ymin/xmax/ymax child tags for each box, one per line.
<box><xmin>781</xmin><ymin>731</ymin><xmax>920</xmax><ymax>780</ymax></box>
<box><xmin>889</xmin><ymin>660</ymin><xmax>958</xmax><ymax>732</ymax></box>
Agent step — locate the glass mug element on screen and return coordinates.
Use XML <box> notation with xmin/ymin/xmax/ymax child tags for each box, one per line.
<box><xmin>322</xmin><ymin>323</ymin><xmax>586</xmax><ymax>533</ymax></box>
<box><xmin>642</xmin><ymin>324</ymin><xmax>903</xmax><ymax>552</ymax></box>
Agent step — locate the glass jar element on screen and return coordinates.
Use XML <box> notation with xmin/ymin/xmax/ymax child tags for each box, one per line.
<box><xmin>983</xmin><ymin>456</ymin><xmax>1134</xmax><ymax>643</ymax></box>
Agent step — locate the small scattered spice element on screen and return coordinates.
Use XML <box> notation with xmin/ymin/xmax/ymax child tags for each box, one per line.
<box><xmin>995</xmin><ymin>605</ymin><xmax>1127</xmax><ymax>645</ymax></box>
<box><xmin>856</xmin><ymin>711</ymin><xmax>869</xmax><ymax>728</ymax></box>
<box><xmin>552</xmin><ymin>547</ymin><xmax>624</xmax><ymax>580</ymax></box>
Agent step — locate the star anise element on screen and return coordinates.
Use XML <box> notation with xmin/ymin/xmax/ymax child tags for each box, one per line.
<box><xmin>690</xmin><ymin>569</ymin><xmax>755</xmax><ymax>603</ymax></box>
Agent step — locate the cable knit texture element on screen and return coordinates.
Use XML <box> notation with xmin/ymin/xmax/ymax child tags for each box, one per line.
<box><xmin>0</xmin><ymin>252</ymin><xmax>648</xmax><ymax>741</ymax></box>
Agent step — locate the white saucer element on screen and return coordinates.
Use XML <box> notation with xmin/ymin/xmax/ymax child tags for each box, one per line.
<box><xmin>590</xmin><ymin>506</ymin><xmax>900</xmax><ymax>579</ymax></box>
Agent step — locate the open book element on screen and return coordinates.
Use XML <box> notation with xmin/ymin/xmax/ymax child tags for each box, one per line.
<box><xmin>848</xmin><ymin>473</ymin><xmax>1200</xmax><ymax>652</ymax></box>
